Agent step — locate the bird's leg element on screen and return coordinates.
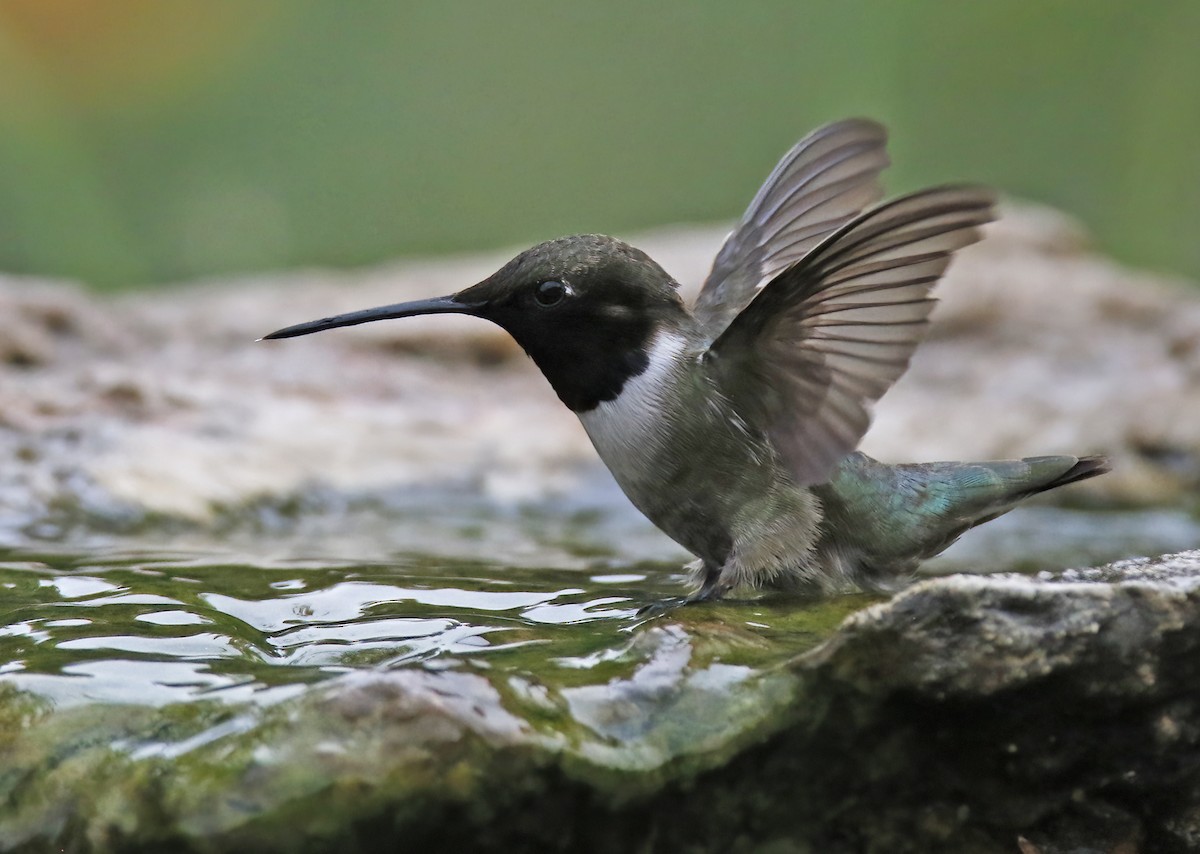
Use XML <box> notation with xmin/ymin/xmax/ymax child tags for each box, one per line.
<box><xmin>637</xmin><ymin>560</ymin><xmax>728</xmax><ymax>617</ymax></box>
<box><xmin>686</xmin><ymin>561</ymin><xmax>730</xmax><ymax>603</ymax></box>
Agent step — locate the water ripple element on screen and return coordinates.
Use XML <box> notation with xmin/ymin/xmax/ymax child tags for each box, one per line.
<box><xmin>0</xmin><ymin>548</ymin><xmax>680</xmax><ymax>708</ymax></box>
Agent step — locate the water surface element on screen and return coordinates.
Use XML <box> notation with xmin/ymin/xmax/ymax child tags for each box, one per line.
<box><xmin>1</xmin><ymin>502</ymin><xmax>1196</xmax><ymax>710</ymax></box>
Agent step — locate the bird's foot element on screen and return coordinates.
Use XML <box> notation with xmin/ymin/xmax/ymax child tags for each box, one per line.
<box><xmin>636</xmin><ymin>578</ymin><xmax>730</xmax><ymax>617</ymax></box>
<box><xmin>636</xmin><ymin>596</ymin><xmax>690</xmax><ymax>618</ymax></box>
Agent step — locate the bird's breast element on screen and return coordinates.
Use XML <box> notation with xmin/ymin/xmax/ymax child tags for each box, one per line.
<box><xmin>576</xmin><ymin>330</ymin><xmax>690</xmax><ymax>486</ymax></box>
<box><xmin>577</xmin><ymin>329</ymin><xmax>796</xmax><ymax>567</ymax></box>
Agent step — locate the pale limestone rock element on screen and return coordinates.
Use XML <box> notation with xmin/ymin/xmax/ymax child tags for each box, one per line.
<box><xmin>1</xmin><ymin>202</ymin><xmax>1197</xmax><ymax>530</ymax></box>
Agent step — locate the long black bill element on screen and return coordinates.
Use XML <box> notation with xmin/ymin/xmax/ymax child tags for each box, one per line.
<box><xmin>260</xmin><ymin>295</ymin><xmax>475</xmax><ymax>340</ymax></box>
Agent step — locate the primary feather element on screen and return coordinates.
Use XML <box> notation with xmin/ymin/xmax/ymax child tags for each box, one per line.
<box><xmin>694</xmin><ymin>118</ymin><xmax>890</xmax><ymax>340</ymax></box>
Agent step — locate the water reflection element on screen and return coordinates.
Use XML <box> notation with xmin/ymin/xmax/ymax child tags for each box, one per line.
<box><xmin>1</xmin><ymin>504</ymin><xmax>1196</xmax><ymax>711</ymax></box>
<box><xmin>0</xmin><ymin>549</ymin><xmax>678</xmax><ymax>708</ymax></box>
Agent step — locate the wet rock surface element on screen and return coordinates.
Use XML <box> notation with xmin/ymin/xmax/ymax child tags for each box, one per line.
<box><xmin>1</xmin><ymin>202</ymin><xmax>1199</xmax><ymax>543</ymax></box>
<box><xmin>2</xmin><ymin>551</ymin><xmax>1199</xmax><ymax>853</ymax></box>
<box><xmin>781</xmin><ymin>551</ymin><xmax>1200</xmax><ymax>854</ymax></box>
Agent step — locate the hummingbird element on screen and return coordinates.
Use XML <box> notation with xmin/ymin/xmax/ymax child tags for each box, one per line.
<box><xmin>264</xmin><ymin>118</ymin><xmax>1109</xmax><ymax>602</ymax></box>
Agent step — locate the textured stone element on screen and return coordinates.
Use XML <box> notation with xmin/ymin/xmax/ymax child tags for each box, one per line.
<box><xmin>1</xmin><ymin>202</ymin><xmax>1198</xmax><ymax>542</ymax></box>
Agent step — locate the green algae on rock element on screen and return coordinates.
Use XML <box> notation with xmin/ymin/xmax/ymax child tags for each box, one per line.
<box><xmin>3</xmin><ymin>550</ymin><xmax>1200</xmax><ymax>852</ymax></box>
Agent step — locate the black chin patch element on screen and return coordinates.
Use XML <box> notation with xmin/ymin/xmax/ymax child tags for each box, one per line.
<box><xmin>559</xmin><ymin>347</ymin><xmax>650</xmax><ymax>412</ymax></box>
<box><xmin>521</xmin><ymin>318</ymin><xmax>654</xmax><ymax>412</ymax></box>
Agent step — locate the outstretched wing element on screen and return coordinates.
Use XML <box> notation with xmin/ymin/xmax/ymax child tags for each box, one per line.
<box><xmin>704</xmin><ymin>185</ymin><xmax>996</xmax><ymax>486</ymax></box>
<box><xmin>692</xmin><ymin>118</ymin><xmax>890</xmax><ymax>340</ymax></box>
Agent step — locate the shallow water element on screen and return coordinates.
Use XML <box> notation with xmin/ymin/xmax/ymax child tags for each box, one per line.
<box><xmin>0</xmin><ymin>549</ymin><xmax>657</xmax><ymax>708</ymax></box>
<box><xmin>0</xmin><ymin>547</ymin><xmax>864</xmax><ymax>712</ymax></box>
<box><xmin>1</xmin><ymin>501</ymin><xmax>1197</xmax><ymax>711</ymax></box>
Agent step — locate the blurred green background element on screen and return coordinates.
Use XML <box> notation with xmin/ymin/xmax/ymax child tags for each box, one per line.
<box><xmin>0</xmin><ymin>1</ymin><xmax>1196</xmax><ymax>290</ymax></box>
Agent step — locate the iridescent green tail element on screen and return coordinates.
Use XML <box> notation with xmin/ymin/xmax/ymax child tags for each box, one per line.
<box><xmin>820</xmin><ymin>452</ymin><xmax>1111</xmax><ymax>568</ymax></box>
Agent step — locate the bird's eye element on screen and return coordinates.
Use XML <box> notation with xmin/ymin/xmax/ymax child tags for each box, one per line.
<box><xmin>534</xmin><ymin>280</ymin><xmax>568</xmax><ymax>307</ymax></box>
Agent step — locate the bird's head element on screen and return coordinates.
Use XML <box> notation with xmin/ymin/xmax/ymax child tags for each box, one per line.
<box><xmin>263</xmin><ymin>234</ymin><xmax>689</xmax><ymax>411</ymax></box>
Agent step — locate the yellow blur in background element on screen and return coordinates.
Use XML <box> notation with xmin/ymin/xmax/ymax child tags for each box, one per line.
<box><xmin>0</xmin><ymin>1</ymin><xmax>1196</xmax><ymax>289</ymax></box>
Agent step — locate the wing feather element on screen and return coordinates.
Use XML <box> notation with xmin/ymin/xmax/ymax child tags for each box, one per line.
<box><xmin>704</xmin><ymin>185</ymin><xmax>996</xmax><ymax>486</ymax></box>
<box><xmin>693</xmin><ymin>119</ymin><xmax>890</xmax><ymax>339</ymax></box>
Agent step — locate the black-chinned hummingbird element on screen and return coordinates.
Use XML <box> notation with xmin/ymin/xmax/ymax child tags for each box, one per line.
<box><xmin>264</xmin><ymin>119</ymin><xmax>1108</xmax><ymax>601</ymax></box>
